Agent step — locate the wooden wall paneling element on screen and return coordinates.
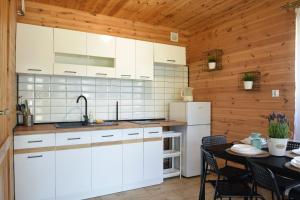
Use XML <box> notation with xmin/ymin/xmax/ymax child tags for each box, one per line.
<box><xmin>0</xmin><ymin>0</ymin><xmax>16</xmax><ymax>199</ymax></box>
<box><xmin>187</xmin><ymin>0</ymin><xmax>295</xmax><ymax>141</ymax></box>
<box><xmin>17</xmin><ymin>1</ymin><xmax>190</xmax><ymax>46</ymax></box>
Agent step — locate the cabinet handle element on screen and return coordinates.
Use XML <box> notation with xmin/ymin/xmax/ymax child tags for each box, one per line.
<box><xmin>28</xmin><ymin>140</ymin><xmax>43</xmax><ymax>143</ymax></box>
<box><xmin>67</xmin><ymin>137</ymin><xmax>81</xmax><ymax>140</ymax></box>
<box><xmin>167</xmin><ymin>59</ymin><xmax>176</xmax><ymax>62</ymax></box>
<box><xmin>102</xmin><ymin>135</ymin><xmax>114</xmax><ymax>138</ymax></box>
<box><xmin>140</xmin><ymin>76</ymin><xmax>150</xmax><ymax>79</ymax></box>
<box><xmin>64</xmin><ymin>71</ymin><xmax>77</xmax><ymax>74</ymax></box>
<box><xmin>128</xmin><ymin>133</ymin><xmax>139</xmax><ymax>136</ymax></box>
<box><xmin>0</xmin><ymin>109</ymin><xmax>9</xmax><ymax>116</ymax></box>
<box><xmin>148</xmin><ymin>131</ymin><xmax>159</xmax><ymax>134</ymax></box>
<box><xmin>121</xmin><ymin>74</ymin><xmax>131</xmax><ymax>77</ymax></box>
<box><xmin>27</xmin><ymin>68</ymin><xmax>42</xmax><ymax>72</ymax></box>
<box><xmin>96</xmin><ymin>73</ymin><xmax>107</xmax><ymax>76</ymax></box>
<box><xmin>28</xmin><ymin>155</ymin><xmax>43</xmax><ymax>159</ymax></box>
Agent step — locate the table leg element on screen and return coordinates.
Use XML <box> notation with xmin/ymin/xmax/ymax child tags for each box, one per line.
<box><xmin>199</xmin><ymin>152</ymin><xmax>206</xmax><ymax>200</ymax></box>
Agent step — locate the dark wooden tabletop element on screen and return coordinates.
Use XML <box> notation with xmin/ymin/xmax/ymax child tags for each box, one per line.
<box><xmin>206</xmin><ymin>143</ymin><xmax>300</xmax><ymax>180</ymax></box>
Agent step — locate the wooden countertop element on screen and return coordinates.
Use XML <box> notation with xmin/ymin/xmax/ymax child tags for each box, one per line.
<box><xmin>14</xmin><ymin>120</ymin><xmax>186</xmax><ymax>136</ymax></box>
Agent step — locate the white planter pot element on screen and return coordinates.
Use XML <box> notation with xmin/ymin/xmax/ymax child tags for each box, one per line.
<box><xmin>208</xmin><ymin>62</ymin><xmax>216</xmax><ymax>70</ymax></box>
<box><xmin>268</xmin><ymin>138</ymin><xmax>288</xmax><ymax>156</ymax></box>
<box><xmin>244</xmin><ymin>81</ymin><xmax>253</xmax><ymax>90</ymax></box>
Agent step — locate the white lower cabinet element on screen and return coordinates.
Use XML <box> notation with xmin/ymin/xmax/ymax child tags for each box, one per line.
<box><xmin>122</xmin><ymin>129</ymin><xmax>144</xmax><ymax>190</ymax></box>
<box><xmin>143</xmin><ymin>127</ymin><xmax>163</xmax><ymax>185</ymax></box>
<box><xmin>91</xmin><ymin>130</ymin><xmax>123</xmax><ymax>196</ymax></box>
<box><xmin>55</xmin><ymin>148</ymin><xmax>92</xmax><ymax>199</ymax></box>
<box><xmin>14</xmin><ymin>152</ymin><xmax>55</xmax><ymax>200</ymax></box>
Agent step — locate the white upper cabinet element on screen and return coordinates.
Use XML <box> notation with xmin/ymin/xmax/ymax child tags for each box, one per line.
<box><xmin>154</xmin><ymin>43</ymin><xmax>186</xmax><ymax>65</ymax></box>
<box><xmin>16</xmin><ymin>23</ymin><xmax>54</xmax><ymax>74</ymax></box>
<box><xmin>135</xmin><ymin>40</ymin><xmax>154</xmax><ymax>80</ymax></box>
<box><xmin>87</xmin><ymin>33</ymin><xmax>116</xmax><ymax>58</ymax></box>
<box><xmin>54</xmin><ymin>28</ymin><xmax>86</xmax><ymax>55</ymax></box>
<box><xmin>115</xmin><ymin>37</ymin><xmax>135</xmax><ymax>79</ymax></box>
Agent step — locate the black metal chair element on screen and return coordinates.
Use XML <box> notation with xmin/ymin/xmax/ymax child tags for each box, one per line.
<box><xmin>286</xmin><ymin>141</ymin><xmax>300</xmax><ymax>151</ymax></box>
<box><xmin>202</xmin><ymin>135</ymin><xmax>249</xmax><ymax>181</ymax></box>
<box><xmin>200</xmin><ymin>148</ymin><xmax>263</xmax><ymax>200</ymax></box>
<box><xmin>247</xmin><ymin>158</ymin><xmax>300</xmax><ymax>200</ymax></box>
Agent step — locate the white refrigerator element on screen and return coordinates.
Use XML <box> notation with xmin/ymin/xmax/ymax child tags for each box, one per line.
<box><xmin>169</xmin><ymin>102</ymin><xmax>211</xmax><ymax>177</ymax></box>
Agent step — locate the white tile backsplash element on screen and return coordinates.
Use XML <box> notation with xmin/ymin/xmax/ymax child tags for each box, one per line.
<box><xmin>18</xmin><ymin>65</ymin><xmax>188</xmax><ymax>123</ymax></box>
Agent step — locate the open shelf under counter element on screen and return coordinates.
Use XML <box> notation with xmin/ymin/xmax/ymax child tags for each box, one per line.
<box><xmin>163</xmin><ymin>150</ymin><xmax>181</xmax><ymax>158</ymax></box>
<box><xmin>163</xmin><ymin>168</ymin><xmax>181</xmax><ymax>179</ymax></box>
<box><xmin>163</xmin><ymin>131</ymin><xmax>182</xmax><ymax>138</ymax></box>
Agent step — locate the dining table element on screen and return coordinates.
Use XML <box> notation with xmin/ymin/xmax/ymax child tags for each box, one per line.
<box><xmin>199</xmin><ymin>143</ymin><xmax>300</xmax><ymax>200</ymax></box>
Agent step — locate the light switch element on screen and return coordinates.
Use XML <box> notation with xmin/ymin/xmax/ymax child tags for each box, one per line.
<box><xmin>272</xmin><ymin>90</ymin><xmax>280</xmax><ymax>97</ymax></box>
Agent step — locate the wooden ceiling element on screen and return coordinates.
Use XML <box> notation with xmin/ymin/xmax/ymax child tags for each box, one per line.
<box><xmin>27</xmin><ymin>0</ymin><xmax>261</xmax><ymax>33</ymax></box>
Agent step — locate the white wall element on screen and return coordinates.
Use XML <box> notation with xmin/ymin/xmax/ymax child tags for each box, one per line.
<box><xmin>18</xmin><ymin>65</ymin><xmax>188</xmax><ymax>123</ymax></box>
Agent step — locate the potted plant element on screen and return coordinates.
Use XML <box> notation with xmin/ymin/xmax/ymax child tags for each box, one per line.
<box><xmin>243</xmin><ymin>73</ymin><xmax>254</xmax><ymax>90</ymax></box>
<box><xmin>267</xmin><ymin>112</ymin><xmax>290</xmax><ymax>156</ymax></box>
<box><xmin>208</xmin><ymin>55</ymin><xmax>217</xmax><ymax>70</ymax></box>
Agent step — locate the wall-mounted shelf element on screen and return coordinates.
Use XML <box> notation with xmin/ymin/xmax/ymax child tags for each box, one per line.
<box><xmin>202</xmin><ymin>49</ymin><xmax>223</xmax><ymax>72</ymax></box>
<box><xmin>238</xmin><ymin>71</ymin><xmax>261</xmax><ymax>91</ymax></box>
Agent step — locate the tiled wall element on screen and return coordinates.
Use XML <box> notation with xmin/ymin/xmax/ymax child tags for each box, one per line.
<box><xmin>18</xmin><ymin>65</ymin><xmax>188</xmax><ymax>123</ymax></box>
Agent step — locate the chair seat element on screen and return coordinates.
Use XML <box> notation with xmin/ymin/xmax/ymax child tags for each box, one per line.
<box><xmin>219</xmin><ymin>165</ymin><xmax>249</xmax><ymax>181</ymax></box>
<box><xmin>212</xmin><ymin>180</ymin><xmax>261</xmax><ymax>198</ymax></box>
<box><xmin>276</xmin><ymin>175</ymin><xmax>300</xmax><ymax>191</ymax></box>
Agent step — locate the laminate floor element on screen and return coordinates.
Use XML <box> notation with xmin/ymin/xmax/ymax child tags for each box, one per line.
<box><xmin>89</xmin><ymin>175</ymin><xmax>272</xmax><ymax>200</ymax></box>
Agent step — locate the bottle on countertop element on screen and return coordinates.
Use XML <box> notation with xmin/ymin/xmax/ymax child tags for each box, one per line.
<box><xmin>89</xmin><ymin>111</ymin><xmax>94</xmax><ymax>124</ymax></box>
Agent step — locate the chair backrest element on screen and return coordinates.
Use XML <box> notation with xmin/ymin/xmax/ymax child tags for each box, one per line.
<box><xmin>247</xmin><ymin>158</ymin><xmax>281</xmax><ymax>200</ymax></box>
<box><xmin>202</xmin><ymin>135</ymin><xmax>227</xmax><ymax>149</ymax></box>
<box><xmin>201</xmin><ymin>147</ymin><xmax>220</xmax><ymax>175</ymax></box>
<box><xmin>286</xmin><ymin>141</ymin><xmax>300</xmax><ymax>151</ymax></box>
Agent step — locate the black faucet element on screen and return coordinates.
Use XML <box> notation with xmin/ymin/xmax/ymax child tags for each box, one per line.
<box><xmin>76</xmin><ymin>95</ymin><xmax>88</xmax><ymax>126</ymax></box>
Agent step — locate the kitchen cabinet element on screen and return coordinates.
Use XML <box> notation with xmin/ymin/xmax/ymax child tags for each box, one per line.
<box><xmin>116</xmin><ymin>37</ymin><xmax>135</xmax><ymax>79</ymax></box>
<box><xmin>122</xmin><ymin>128</ymin><xmax>144</xmax><ymax>190</ymax></box>
<box><xmin>154</xmin><ymin>43</ymin><xmax>186</xmax><ymax>65</ymax></box>
<box><xmin>135</xmin><ymin>40</ymin><xmax>154</xmax><ymax>80</ymax></box>
<box><xmin>91</xmin><ymin>130</ymin><xmax>123</xmax><ymax>195</ymax></box>
<box><xmin>54</xmin><ymin>28</ymin><xmax>86</xmax><ymax>55</ymax></box>
<box><xmin>14</xmin><ymin>152</ymin><xmax>55</xmax><ymax>200</ymax></box>
<box><xmin>87</xmin><ymin>33</ymin><xmax>115</xmax><ymax>58</ymax></box>
<box><xmin>143</xmin><ymin>127</ymin><xmax>163</xmax><ymax>185</ymax></box>
<box><xmin>16</xmin><ymin>23</ymin><xmax>54</xmax><ymax>74</ymax></box>
<box><xmin>55</xmin><ymin>132</ymin><xmax>91</xmax><ymax>199</ymax></box>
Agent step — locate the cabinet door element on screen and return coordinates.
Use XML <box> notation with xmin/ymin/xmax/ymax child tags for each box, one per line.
<box><xmin>144</xmin><ymin>140</ymin><xmax>163</xmax><ymax>183</ymax></box>
<box><xmin>56</xmin><ymin>148</ymin><xmax>91</xmax><ymax>199</ymax></box>
<box><xmin>14</xmin><ymin>152</ymin><xmax>55</xmax><ymax>200</ymax></box>
<box><xmin>154</xmin><ymin>43</ymin><xmax>186</xmax><ymax>65</ymax></box>
<box><xmin>144</xmin><ymin>127</ymin><xmax>163</xmax><ymax>184</ymax></box>
<box><xmin>53</xmin><ymin>63</ymin><xmax>86</xmax><ymax>76</ymax></box>
<box><xmin>54</xmin><ymin>28</ymin><xmax>86</xmax><ymax>55</ymax></box>
<box><xmin>16</xmin><ymin>23</ymin><xmax>53</xmax><ymax>74</ymax></box>
<box><xmin>92</xmin><ymin>145</ymin><xmax>122</xmax><ymax>195</ymax></box>
<box><xmin>123</xmin><ymin>142</ymin><xmax>143</xmax><ymax>190</ymax></box>
<box><xmin>115</xmin><ymin>37</ymin><xmax>135</xmax><ymax>79</ymax></box>
<box><xmin>135</xmin><ymin>40</ymin><xmax>154</xmax><ymax>80</ymax></box>
<box><xmin>87</xmin><ymin>33</ymin><xmax>115</xmax><ymax>58</ymax></box>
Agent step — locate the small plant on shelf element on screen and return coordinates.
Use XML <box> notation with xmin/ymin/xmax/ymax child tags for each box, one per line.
<box><xmin>207</xmin><ymin>55</ymin><xmax>217</xmax><ymax>70</ymax></box>
<box><xmin>242</xmin><ymin>73</ymin><xmax>255</xmax><ymax>90</ymax></box>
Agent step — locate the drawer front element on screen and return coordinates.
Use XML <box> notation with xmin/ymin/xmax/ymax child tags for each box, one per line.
<box><xmin>91</xmin><ymin>129</ymin><xmax>122</xmax><ymax>143</ymax></box>
<box><xmin>122</xmin><ymin>128</ymin><xmax>143</xmax><ymax>140</ymax></box>
<box><xmin>56</xmin><ymin>132</ymin><xmax>91</xmax><ymax>146</ymax></box>
<box><xmin>14</xmin><ymin>134</ymin><xmax>55</xmax><ymax>149</ymax></box>
<box><xmin>144</xmin><ymin>127</ymin><xmax>162</xmax><ymax>138</ymax></box>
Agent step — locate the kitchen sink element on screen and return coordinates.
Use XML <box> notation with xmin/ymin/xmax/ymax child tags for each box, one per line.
<box><xmin>55</xmin><ymin>121</ymin><xmax>118</xmax><ymax>128</ymax></box>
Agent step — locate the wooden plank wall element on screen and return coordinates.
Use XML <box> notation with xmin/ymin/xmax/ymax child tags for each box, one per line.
<box><xmin>188</xmin><ymin>0</ymin><xmax>296</xmax><ymax>141</ymax></box>
<box><xmin>17</xmin><ymin>1</ymin><xmax>190</xmax><ymax>46</ymax></box>
<box><xmin>0</xmin><ymin>0</ymin><xmax>16</xmax><ymax>199</ymax></box>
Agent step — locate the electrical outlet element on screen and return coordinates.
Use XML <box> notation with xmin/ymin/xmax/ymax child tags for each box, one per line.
<box><xmin>272</xmin><ymin>90</ymin><xmax>280</xmax><ymax>97</ymax></box>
